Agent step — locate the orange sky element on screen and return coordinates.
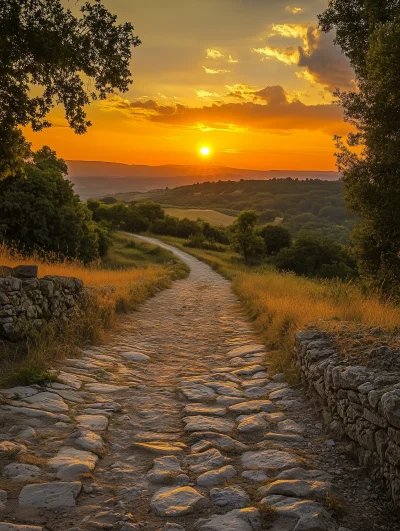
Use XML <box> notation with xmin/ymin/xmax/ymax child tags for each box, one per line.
<box><xmin>24</xmin><ymin>0</ymin><xmax>354</xmax><ymax>171</ymax></box>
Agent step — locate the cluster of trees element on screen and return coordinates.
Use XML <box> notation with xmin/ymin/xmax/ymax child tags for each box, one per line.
<box><xmin>87</xmin><ymin>199</ymin><xmax>230</xmax><ymax>245</ymax></box>
<box><xmin>0</xmin><ymin>147</ymin><xmax>111</xmax><ymax>263</ymax></box>
<box><xmin>230</xmin><ymin>211</ymin><xmax>356</xmax><ymax>280</ymax></box>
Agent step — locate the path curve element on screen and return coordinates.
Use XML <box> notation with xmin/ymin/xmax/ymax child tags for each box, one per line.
<box><xmin>0</xmin><ymin>236</ymin><xmax>395</xmax><ymax>531</ymax></box>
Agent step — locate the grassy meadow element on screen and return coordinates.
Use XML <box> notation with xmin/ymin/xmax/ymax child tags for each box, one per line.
<box><xmin>155</xmin><ymin>235</ymin><xmax>400</xmax><ymax>378</ymax></box>
<box><xmin>0</xmin><ymin>234</ymin><xmax>188</xmax><ymax>386</ymax></box>
<box><xmin>165</xmin><ymin>207</ymin><xmax>236</xmax><ymax>226</ymax></box>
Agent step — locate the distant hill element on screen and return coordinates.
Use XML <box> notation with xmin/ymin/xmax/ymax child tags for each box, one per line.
<box><xmin>66</xmin><ymin>160</ymin><xmax>340</xmax><ymax>199</ymax></box>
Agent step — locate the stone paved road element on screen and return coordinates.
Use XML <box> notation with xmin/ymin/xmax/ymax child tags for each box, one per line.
<box><xmin>0</xmin><ymin>236</ymin><xmax>396</xmax><ymax>531</ymax></box>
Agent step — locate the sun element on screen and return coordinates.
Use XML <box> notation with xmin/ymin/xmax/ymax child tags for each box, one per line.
<box><xmin>200</xmin><ymin>146</ymin><xmax>211</xmax><ymax>157</ymax></box>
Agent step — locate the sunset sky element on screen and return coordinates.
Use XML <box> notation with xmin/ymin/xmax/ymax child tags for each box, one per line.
<box><xmin>24</xmin><ymin>0</ymin><xmax>355</xmax><ymax>171</ymax></box>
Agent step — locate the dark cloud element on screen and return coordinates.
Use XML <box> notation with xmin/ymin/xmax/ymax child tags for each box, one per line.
<box><xmin>107</xmin><ymin>86</ymin><xmax>348</xmax><ymax>135</ymax></box>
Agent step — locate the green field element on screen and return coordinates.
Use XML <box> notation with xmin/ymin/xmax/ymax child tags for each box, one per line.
<box><xmin>165</xmin><ymin>208</ymin><xmax>236</xmax><ymax>226</ymax></box>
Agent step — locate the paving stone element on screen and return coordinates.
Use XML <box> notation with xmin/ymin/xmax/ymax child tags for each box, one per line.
<box><xmin>294</xmin><ymin>514</ymin><xmax>336</xmax><ymax>531</ymax></box>
<box><xmin>185</xmin><ymin>448</ymin><xmax>230</xmax><ymax>474</ymax></box>
<box><xmin>229</xmin><ymin>400</ymin><xmax>275</xmax><ymax>415</ymax></box>
<box><xmin>216</xmin><ymin>396</ymin><xmax>243</xmax><ymax>407</ymax></box>
<box><xmin>14</xmin><ymin>426</ymin><xmax>36</xmax><ymax>441</ymax></box>
<box><xmin>76</xmin><ymin>414</ymin><xmax>109</xmax><ymax>431</ymax></box>
<box><xmin>278</xmin><ymin>420</ymin><xmax>305</xmax><ymax>435</ymax></box>
<box><xmin>150</xmin><ymin>486</ymin><xmax>207</xmax><ymax>516</ymax></box>
<box><xmin>241</xmin><ymin>379</ymin><xmax>269</xmax><ymax>388</ymax></box>
<box><xmin>241</xmin><ymin>470</ymin><xmax>269</xmax><ymax>483</ymax></box>
<box><xmin>210</xmin><ymin>486</ymin><xmax>250</xmax><ymax>508</ymax></box>
<box><xmin>146</xmin><ymin>456</ymin><xmax>183</xmax><ymax>484</ymax></box>
<box><xmin>1</xmin><ymin>405</ymin><xmax>69</xmax><ymax>421</ymax></box>
<box><xmin>277</xmin><ymin>468</ymin><xmax>334</xmax><ymax>482</ymax></box>
<box><xmin>195</xmin><ymin>508</ymin><xmax>262</xmax><ymax>531</ymax></box>
<box><xmin>23</xmin><ymin>392</ymin><xmax>69</xmax><ymax>413</ymax></box>
<box><xmin>191</xmin><ymin>440</ymin><xmax>213</xmax><ymax>453</ymax></box>
<box><xmin>269</xmin><ymin>388</ymin><xmax>296</xmax><ymax>401</ymax></box>
<box><xmin>233</xmin><ymin>365</ymin><xmax>265</xmax><ymax>377</ymax></box>
<box><xmin>69</xmin><ymin>430</ymin><xmax>105</xmax><ymax>454</ymax></box>
<box><xmin>85</xmin><ymin>402</ymin><xmax>122</xmax><ymax>412</ymax></box>
<box><xmin>242</xmin><ymin>449</ymin><xmax>302</xmax><ymax>471</ymax></box>
<box><xmin>257</xmin><ymin>432</ymin><xmax>304</xmax><ymax>446</ymax></box>
<box><xmin>132</xmin><ymin>442</ymin><xmax>187</xmax><ymax>455</ymax></box>
<box><xmin>3</xmin><ymin>463</ymin><xmax>41</xmax><ymax>481</ymax></box>
<box><xmin>184</xmin><ymin>404</ymin><xmax>227</xmax><ymax>417</ymax></box>
<box><xmin>181</xmin><ymin>385</ymin><xmax>217</xmax><ymax>401</ymax></box>
<box><xmin>278</xmin><ymin>400</ymin><xmax>305</xmax><ymax>411</ymax></box>
<box><xmin>0</xmin><ymin>525</ymin><xmax>44</xmax><ymax>531</ymax></box>
<box><xmin>188</xmin><ymin>432</ymin><xmax>248</xmax><ymax>453</ymax></box>
<box><xmin>226</xmin><ymin>344</ymin><xmax>265</xmax><ymax>359</ymax></box>
<box><xmin>161</xmin><ymin>524</ymin><xmax>185</xmax><ymax>531</ymax></box>
<box><xmin>49</xmin><ymin>447</ymin><xmax>98</xmax><ymax>480</ymax></box>
<box><xmin>258</xmin><ymin>479</ymin><xmax>332</xmax><ymax>500</ymax></box>
<box><xmin>237</xmin><ymin>414</ymin><xmax>267</xmax><ymax>435</ymax></box>
<box><xmin>55</xmin><ymin>372</ymin><xmax>82</xmax><ymax>389</ymax></box>
<box><xmin>121</xmin><ymin>352</ymin><xmax>151</xmax><ymax>362</ymax></box>
<box><xmin>197</xmin><ymin>465</ymin><xmax>236</xmax><ymax>487</ymax></box>
<box><xmin>205</xmin><ymin>382</ymin><xmax>243</xmax><ymax>397</ymax></box>
<box><xmin>0</xmin><ymin>387</ymin><xmax>39</xmax><ymax>399</ymax></box>
<box><xmin>260</xmin><ymin>495</ymin><xmax>330</xmax><ymax>520</ymax></box>
<box><xmin>84</xmin><ymin>383</ymin><xmax>130</xmax><ymax>393</ymax></box>
<box><xmin>183</xmin><ymin>415</ymin><xmax>234</xmax><ymax>434</ymax></box>
<box><xmin>244</xmin><ymin>387</ymin><xmax>270</xmax><ymax>399</ymax></box>
<box><xmin>19</xmin><ymin>482</ymin><xmax>82</xmax><ymax>508</ymax></box>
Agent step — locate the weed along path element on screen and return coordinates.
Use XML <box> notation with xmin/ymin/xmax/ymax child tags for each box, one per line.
<box><xmin>0</xmin><ymin>236</ymin><xmax>396</xmax><ymax>531</ymax></box>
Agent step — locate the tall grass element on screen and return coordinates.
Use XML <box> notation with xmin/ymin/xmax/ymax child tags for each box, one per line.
<box><xmin>154</xmin><ymin>235</ymin><xmax>400</xmax><ymax>377</ymax></box>
<box><xmin>0</xmin><ymin>242</ymin><xmax>175</xmax><ymax>386</ymax></box>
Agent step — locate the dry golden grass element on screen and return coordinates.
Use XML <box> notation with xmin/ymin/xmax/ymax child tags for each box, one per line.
<box><xmin>154</xmin><ymin>235</ymin><xmax>400</xmax><ymax>377</ymax></box>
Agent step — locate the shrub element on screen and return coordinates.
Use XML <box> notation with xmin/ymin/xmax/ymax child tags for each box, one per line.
<box><xmin>258</xmin><ymin>225</ymin><xmax>292</xmax><ymax>256</ymax></box>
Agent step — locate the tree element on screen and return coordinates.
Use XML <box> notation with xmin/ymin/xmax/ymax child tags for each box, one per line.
<box><xmin>275</xmin><ymin>233</ymin><xmax>356</xmax><ymax>280</ymax></box>
<box><xmin>0</xmin><ymin>0</ymin><xmax>141</xmax><ymax>177</ymax></box>
<box><xmin>259</xmin><ymin>209</ymin><xmax>281</xmax><ymax>224</ymax></box>
<box><xmin>230</xmin><ymin>211</ymin><xmax>264</xmax><ymax>264</ymax></box>
<box><xmin>319</xmin><ymin>2</ymin><xmax>400</xmax><ymax>293</ymax></box>
<box><xmin>258</xmin><ymin>225</ymin><xmax>292</xmax><ymax>256</ymax></box>
<box><xmin>0</xmin><ymin>147</ymin><xmax>107</xmax><ymax>263</ymax></box>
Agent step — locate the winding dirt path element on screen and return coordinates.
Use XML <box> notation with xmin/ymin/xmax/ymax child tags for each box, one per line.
<box><xmin>0</xmin><ymin>237</ymin><xmax>396</xmax><ymax>531</ymax></box>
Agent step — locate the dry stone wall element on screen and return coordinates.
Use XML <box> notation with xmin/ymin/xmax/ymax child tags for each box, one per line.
<box><xmin>295</xmin><ymin>329</ymin><xmax>400</xmax><ymax>504</ymax></box>
<box><xmin>0</xmin><ymin>266</ymin><xmax>84</xmax><ymax>342</ymax></box>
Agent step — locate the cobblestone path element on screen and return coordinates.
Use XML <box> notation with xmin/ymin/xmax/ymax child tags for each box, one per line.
<box><xmin>0</xmin><ymin>236</ymin><xmax>396</xmax><ymax>531</ymax></box>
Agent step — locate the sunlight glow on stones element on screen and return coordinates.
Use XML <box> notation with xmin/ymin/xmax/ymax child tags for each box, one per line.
<box><xmin>200</xmin><ymin>146</ymin><xmax>211</xmax><ymax>157</ymax></box>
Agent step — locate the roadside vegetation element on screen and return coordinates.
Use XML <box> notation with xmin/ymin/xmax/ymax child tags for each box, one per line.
<box><xmin>0</xmin><ymin>235</ymin><xmax>188</xmax><ymax>387</ymax></box>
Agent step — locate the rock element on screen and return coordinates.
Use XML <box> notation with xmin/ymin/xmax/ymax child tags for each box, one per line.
<box><xmin>49</xmin><ymin>447</ymin><xmax>98</xmax><ymax>480</ymax></box>
<box><xmin>237</xmin><ymin>414</ymin><xmax>267</xmax><ymax>435</ymax></box>
<box><xmin>233</xmin><ymin>365</ymin><xmax>265</xmax><ymax>377</ymax></box>
<box><xmin>183</xmin><ymin>416</ymin><xmax>234</xmax><ymax>434</ymax></box>
<box><xmin>294</xmin><ymin>514</ymin><xmax>336</xmax><ymax>531</ymax></box>
<box><xmin>23</xmin><ymin>392</ymin><xmax>69</xmax><ymax>413</ymax></box>
<box><xmin>1</xmin><ymin>405</ymin><xmax>69</xmax><ymax>421</ymax></box>
<box><xmin>3</xmin><ymin>463</ymin><xmax>41</xmax><ymax>481</ymax></box>
<box><xmin>206</xmin><ymin>382</ymin><xmax>243</xmax><ymax>397</ymax></box>
<box><xmin>258</xmin><ymin>432</ymin><xmax>304</xmax><ymax>446</ymax></box>
<box><xmin>161</xmin><ymin>525</ymin><xmax>185</xmax><ymax>531</ymax></box>
<box><xmin>195</xmin><ymin>508</ymin><xmax>262</xmax><ymax>531</ymax></box>
<box><xmin>147</xmin><ymin>456</ymin><xmax>183</xmax><ymax>484</ymax></box>
<box><xmin>210</xmin><ymin>486</ymin><xmax>250</xmax><ymax>508</ymax></box>
<box><xmin>184</xmin><ymin>404</ymin><xmax>226</xmax><ymax>417</ymax></box>
<box><xmin>150</xmin><ymin>486</ymin><xmax>207</xmax><ymax>516</ymax></box>
<box><xmin>76</xmin><ymin>414</ymin><xmax>109</xmax><ymax>431</ymax></box>
<box><xmin>229</xmin><ymin>400</ymin><xmax>275</xmax><ymax>415</ymax></box>
<box><xmin>277</xmin><ymin>468</ymin><xmax>333</xmax><ymax>482</ymax></box>
<box><xmin>0</xmin><ymin>386</ymin><xmax>38</xmax><ymax>399</ymax></box>
<box><xmin>197</xmin><ymin>465</ymin><xmax>236</xmax><ymax>487</ymax></box>
<box><xmin>0</xmin><ymin>525</ymin><xmax>44</xmax><ymax>531</ymax></box>
<box><xmin>132</xmin><ymin>442</ymin><xmax>187</xmax><ymax>455</ymax></box>
<box><xmin>244</xmin><ymin>388</ymin><xmax>270</xmax><ymax>399</ymax></box>
<box><xmin>181</xmin><ymin>385</ymin><xmax>217</xmax><ymax>401</ymax></box>
<box><xmin>121</xmin><ymin>352</ymin><xmax>151</xmax><ymax>363</ymax></box>
<box><xmin>15</xmin><ymin>427</ymin><xmax>36</xmax><ymax>440</ymax></box>
<box><xmin>188</xmin><ymin>432</ymin><xmax>248</xmax><ymax>453</ymax></box>
<box><xmin>241</xmin><ymin>470</ymin><xmax>269</xmax><ymax>483</ymax></box>
<box><xmin>12</xmin><ymin>265</ymin><xmax>38</xmax><ymax>279</ymax></box>
<box><xmin>226</xmin><ymin>344</ymin><xmax>265</xmax><ymax>359</ymax></box>
<box><xmin>185</xmin><ymin>448</ymin><xmax>230</xmax><ymax>474</ymax></box>
<box><xmin>258</xmin><ymin>479</ymin><xmax>332</xmax><ymax>500</ymax></box>
<box><xmin>381</xmin><ymin>390</ymin><xmax>400</xmax><ymax>429</ymax></box>
<box><xmin>278</xmin><ymin>420</ymin><xmax>305</xmax><ymax>435</ymax></box>
<box><xmin>269</xmin><ymin>388</ymin><xmax>296</xmax><ymax>401</ymax></box>
<box><xmin>19</xmin><ymin>482</ymin><xmax>82</xmax><ymax>508</ymax></box>
<box><xmin>242</xmin><ymin>450</ymin><xmax>302</xmax><ymax>471</ymax></box>
<box><xmin>85</xmin><ymin>402</ymin><xmax>121</xmax><ymax>412</ymax></box>
<box><xmin>278</xmin><ymin>400</ymin><xmax>304</xmax><ymax>411</ymax></box>
<box><xmin>56</xmin><ymin>372</ymin><xmax>82</xmax><ymax>390</ymax></box>
<box><xmin>0</xmin><ymin>491</ymin><xmax>7</xmax><ymax>510</ymax></box>
<box><xmin>85</xmin><ymin>383</ymin><xmax>130</xmax><ymax>393</ymax></box>
<box><xmin>260</xmin><ymin>495</ymin><xmax>329</xmax><ymax>520</ymax></box>
<box><xmin>69</xmin><ymin>430</ymin><xmax>105</xmax><ymax>454</ymax></box>
<box><xmin>216</xmin><ymin>396</ymin><xmax>243</xmax><ymax>406</ymax></box>
<box><xmin>191</xmin><ymin>440</ymin><xmax>213</xmax><ymax>453</ymax></box>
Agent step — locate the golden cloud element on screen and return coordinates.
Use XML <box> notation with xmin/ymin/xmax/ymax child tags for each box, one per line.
<box><xmin>203</xmin><ymin>66</ymin><xmax>230</xmax><ymax>74</ymax></box>
<box><xmin>206</xmin><ymin>48</ymin><xmax>224</xmax><ymax>59</ymax></box>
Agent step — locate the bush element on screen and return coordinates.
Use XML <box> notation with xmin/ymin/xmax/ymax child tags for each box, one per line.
<box><xmin>258</xmin><ymin>225</ymin><xmax>292</xmax><ymax>256</ymax></box>
<box><xmin>275</xmin><ymin>233</ymin><xmax>356</xmax><ymax>280</ymax></box>
<box><xmin>184</xmin><ymin>233</ymin><xmax>226</xmax><ymax>252</ymax></box>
